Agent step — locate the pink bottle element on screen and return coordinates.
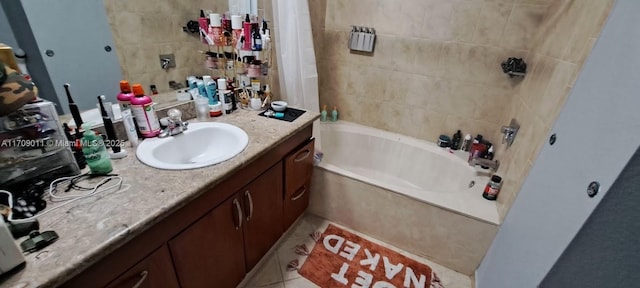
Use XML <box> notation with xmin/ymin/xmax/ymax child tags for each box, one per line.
<box><xmin>130</xmin><ymin>84</ymin><xmax>161</xmax><ymax>137</ymax></box>
<box><xmin>117</xmin><ymin>80</ymin><xmax>133</xmax><ymax>111</ymax></box>
<box><xmin>243</xmin><ymin>14</ymin><xmax>253</xmax><ymax>51</ymax></box>
<box><xmin>210</xmin><ymin>13</ymin><xmax>223</xmax><ymax>46</ymax></box>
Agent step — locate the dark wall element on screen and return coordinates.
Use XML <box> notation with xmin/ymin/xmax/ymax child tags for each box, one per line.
<box><xmin>541</xmin><ymin>146</ymin><xmax>640</xmax><ymax>287</ymax></box>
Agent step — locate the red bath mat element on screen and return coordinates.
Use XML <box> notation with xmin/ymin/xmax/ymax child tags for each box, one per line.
<box><xmin>297</xmin><ymin>224</ymin><xmax>443</xmax><ymax>288</ymax></box>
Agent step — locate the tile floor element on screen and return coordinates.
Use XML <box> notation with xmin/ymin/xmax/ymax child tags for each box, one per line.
<box><xmin>242</xmin><ymin>213</ymin><xmax>472</xmax><ymax>288</ymax></box>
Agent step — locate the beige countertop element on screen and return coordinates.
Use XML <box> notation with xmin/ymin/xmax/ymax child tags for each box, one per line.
<box><xmin>1</xmin><ymin>108</ymin><xmax>319</xmax><ymax>288</ymax></box>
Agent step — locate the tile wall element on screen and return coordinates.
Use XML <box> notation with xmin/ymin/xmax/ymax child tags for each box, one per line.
<box><xmin>495</xmin><ymin>0</ymin><xmax>614</xmax><ymax>218</ymax></box>
<box><xmin>103</xmin><ymin>0</ymin><xmax>279</xmax><ymax>97</ymax></box>
<box><xmin>309</xmin><ymin>0</ymin><xmax>613</xmax><ymax>220</ymax></box>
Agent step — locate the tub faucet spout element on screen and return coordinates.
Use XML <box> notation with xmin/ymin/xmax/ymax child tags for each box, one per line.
<box><xmin>469</xmin><ymin>157</ymin><xmax>500</xmax><ymax>172</ymax></box>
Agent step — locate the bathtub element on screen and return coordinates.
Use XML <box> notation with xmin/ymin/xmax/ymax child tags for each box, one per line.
<box><xmin>309</xmin><ymin>121</ymin><xmax>500</xmax><ymax>274</ymax></box>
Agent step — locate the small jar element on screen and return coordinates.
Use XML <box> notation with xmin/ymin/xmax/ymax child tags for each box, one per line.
<box><xmin>483</xmin><ymin>175</ymin><xmax>502</xmax><ymax>201</ymax></box>
<box><xmin>437</xmin><ymin>135</ymin><xmax>451</xmax><ymax>148</ymax></box>
<box><xmin>247</xmin><ymin>60</ymin><xmax>261</xmax><ymax>78</ymax></box>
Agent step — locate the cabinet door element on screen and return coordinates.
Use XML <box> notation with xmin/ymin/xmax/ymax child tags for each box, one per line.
<box><xmin>284</xmin><ymin>139</ymin><xmax>315</xmax><ymax>197</ymax></box>
<box><xmin>283</xmin><ymin>180</ymin><xmax>311</xmax><ymax>230</ymax></box>
<box><xmin>105</xmin><ymin>244</ymin><xmax>178</xmax><ymax>288</ymax></box>
<box><xmin>242</xmin><ymin>162</ymin><xmax>284</xmax><ymax>270</ymax></box>
<box><xmin>168</xmin><ymin>195</ymin><xmax>246</xmax><ymax>288</ymax></box>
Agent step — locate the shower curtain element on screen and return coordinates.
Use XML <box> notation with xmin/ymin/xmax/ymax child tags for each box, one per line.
<box><xmin>272</xmin><ymin>0</ymin><xmax>319</xmax><ymax>113</ymax></box>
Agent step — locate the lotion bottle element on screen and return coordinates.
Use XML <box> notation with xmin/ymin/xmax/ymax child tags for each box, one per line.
<box><xmin>331</xmin><ymin>106</ymin><xmax>338</xmax><ymax>122</ymax></box>
<box><xmin>130</xmin><ymin>84</ymin><xmax>161</xmax><ymax>137</ymax></box>
<box><xmin>321</xmin><ymin>105</ymin><xmax>328</xmax><ymax>122</ymax></box>
<box><xmin>81</xmin><ymin>124</ymin><xmax>113</xmax><ymax>175</ymax></box>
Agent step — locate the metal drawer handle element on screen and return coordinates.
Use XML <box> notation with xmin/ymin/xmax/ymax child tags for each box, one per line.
<box><xmin>131</xmin><ymin>270</ymin><xmax>148</xmax><ymax>288</ymax></box>
<box><xmin>233</xmin><ymin>198</ymin><xmax>243</xmax><ymax>230</ymax></box>
<box><xmin>245</xmin><ymin>190</ymin><xmax>254</xmax><ymax>221</ymax></box>
<box><xmin>291</xmin><ymin>188</ymin><xmax>307</xmax><ymax>201</ymax></box>
<box><xmin>294</xmin><ymin>149</ymin><xmax>311</xmax><ymax>162</ymax></box>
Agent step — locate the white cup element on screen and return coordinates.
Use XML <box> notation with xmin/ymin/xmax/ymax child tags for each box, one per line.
<box><xmin>250</xmin><ymin>98</ymin><xmax>262</xmax><ymax>110</ymax></box>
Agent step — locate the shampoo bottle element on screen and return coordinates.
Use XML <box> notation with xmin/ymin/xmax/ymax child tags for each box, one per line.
<box><xmin>331</xmin><ymin>106</ymin><xmax>339</xmax><ymax>122</ymax></box>
<box><xmin>321</xmin><ymin>105</ymin><xmax>327</xmax><ymax>122</ymax></box>
<box><xmin>81</xmin><ymin>124</ymin><xmax>113</xmax><ymax>175</ymax></box>
<box><xmin>202</xmin><ymin>75</ymin><xmax>218</xmax><ymax>105</ymax></box>
<box><xmin>130</xmin><ymin>84</ymin><xmax>161</xmax><ymax>137</ymax></box>
<box><xmin>243</xmin><ymin>14</ymin><xmax>253</xmax><ymax>51</ymax></box>
<box><xmin>117</xmin><ymin>80</ymin><xmax>133</xmax><ymax>111</ymax></box>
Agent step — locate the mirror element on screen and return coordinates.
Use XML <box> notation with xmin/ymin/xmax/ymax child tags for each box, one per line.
<box><xmin>0</xmin><ymin>0</ymin><xmax>273</xmax><ymax>125</ymax></box>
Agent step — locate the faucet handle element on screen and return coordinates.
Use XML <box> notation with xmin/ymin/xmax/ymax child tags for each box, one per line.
<box><xmin>167</xmin><ymin>108</ymin><xmax>182</xmax><ymax>121</ymax></box>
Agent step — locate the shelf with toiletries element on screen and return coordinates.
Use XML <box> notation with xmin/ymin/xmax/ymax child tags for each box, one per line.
<box><xmin>194</xmin><ymin>10</ymin><xmax>274</xmax><ymax>117</ymax></box>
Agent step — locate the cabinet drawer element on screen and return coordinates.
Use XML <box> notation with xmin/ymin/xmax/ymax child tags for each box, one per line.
<box><xmin>105</xmin><ymin>244</ymin><xmax>178</xmax><ymax>288</ymax></box>
<box><xmin>283</xmin><ymin>180</ymin><xmax>311</xmax><ymax>230</ymax></box>
<box><xmin>284</xmin><ymin>138</ymin><xmax>315</xmax><ymax>196</ymax></box>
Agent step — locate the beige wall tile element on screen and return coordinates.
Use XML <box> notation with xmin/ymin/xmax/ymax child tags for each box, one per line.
<box><xmin>439</xmin><ymin>43</ymin><xmax>495</xmax><ymax>84</ymax></box>
<box><xmin>411</xmin><ymin>39</ymin><xmax>443</xmax><ymax>77</ymax></box>
<box><xmin>534</xmin><ymin>59</ymin><xmax>576</xmax><ymax>128</ymax></box>
<box><xmin>450</xmin><ymin>0</ymin><xmax>485</xmax><ymax>42</ymax></box>
<box><xmin>561</xmin><ymin>0</ymin><xmax>613</xmax><ymax>63</ymax></box>
<box><xmin>502</xmin><ymin>4</ymin><xmax>548</xmax><ymax>50</ymax></box>
<box><xmin>472</xmin><ymin>0</ymin><xmax>513</xmax><ymax>46</ymax></box>
<box><xmin>418</xmin><ymin>0</ymin><xmax>455</xmax><ymax>40</ymax></box>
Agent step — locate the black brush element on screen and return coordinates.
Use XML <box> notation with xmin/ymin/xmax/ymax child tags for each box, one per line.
<box><xmin>64</xmin><ymin>83</ymin><xmax>83</xmax><ymax>129</ymax></box>
<box><xmin>97</xmin><ymin>95</ymin><xmax>121</xmax><ymax>153</ymax></box>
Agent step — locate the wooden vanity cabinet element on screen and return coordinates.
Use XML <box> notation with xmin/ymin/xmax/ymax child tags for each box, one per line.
<box><xmin>242</xmin><ymin>162</ymin><xmax>284</xmax><ymax>271</ymax></box>
<box><xmin>105</xmin><ymin>244</ymin><xmax>179</xmax><ymax>288</ymax></box>
<box><xmin>283</xmin><ymin>139</ymin><xmax>315</xmax><ymax>230</ymax></box>
<box><xmin>168</xmin><ymin>194</ymin><xmax>247</xmax><ymax>288</ymax></box>
<box><xmin>168</xmin><ymin>162</ymin><xmax>284</xmax><ymax>287</ymax></box>
<box><xmin>63</xmin><ymin>125</ymin><xmax>313</xmax><ymax>288</ymax></box>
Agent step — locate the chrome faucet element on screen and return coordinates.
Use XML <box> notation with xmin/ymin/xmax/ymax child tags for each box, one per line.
<box><xmin>159</xmin><ymin>108</ymin><xmax>188</xmax><ymax>138</ymax></box>
<box><xmin>501</xmin><ymin>118</ymin><xmax>520</xmax><ymax>147</ymax></box>
<box><xmin>469</xmin><ymin>157</ymin><xmax>500</xmax><ymax>172</ymax></box>
<box><xmin>160</xmin><ymin>58</ymin><xmax>172</xmax><ymax>70</ymax></box>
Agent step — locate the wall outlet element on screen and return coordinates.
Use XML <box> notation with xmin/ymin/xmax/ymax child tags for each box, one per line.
<box><xmin>159</xmin><ymin>54</ymin><xmax>176</xmax><ymax>69</ymax></box>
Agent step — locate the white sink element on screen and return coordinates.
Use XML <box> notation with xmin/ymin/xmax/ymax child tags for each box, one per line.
<box><xmin>136</xmin><ymin>122</ymin><xmax>249</xmax><ymax>170</ymax></box>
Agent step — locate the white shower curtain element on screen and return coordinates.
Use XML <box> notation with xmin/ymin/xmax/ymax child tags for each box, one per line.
<box><xmin>272</xmin><ymin>0</ymin><xmax>319</xmax><ymax>113</ymax></box>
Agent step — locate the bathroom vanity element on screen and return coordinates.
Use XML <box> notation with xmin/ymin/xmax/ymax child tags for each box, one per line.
<box><xmin>1</xmin><ymin>109</ymin><xmax>318</xmax><ymax>288</ymax></box>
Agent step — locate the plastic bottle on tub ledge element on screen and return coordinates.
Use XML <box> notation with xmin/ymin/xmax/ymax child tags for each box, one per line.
<box><xmin>320</xmin><ymin>105</ymin><xmax>327</xmax><ymax>122</ymax></box>
<box><xmin>483</xmin><ymin>175</ymin><xmax>502</xmax><ymax>200</ymax></box>
<box><xmin>331</xmin><ymin>106</ymin><xmax>339</xmax><ymax>122</ymax></box>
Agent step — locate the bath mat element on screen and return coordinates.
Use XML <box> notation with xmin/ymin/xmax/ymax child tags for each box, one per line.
<box><xmin>296</xmin><ymin>224</ymin><xmax>443</xmax><ymax>288</ymax></box>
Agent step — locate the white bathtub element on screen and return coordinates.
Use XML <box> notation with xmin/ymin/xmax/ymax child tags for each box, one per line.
<box><xmin>310</xmin><ymin>121</ymin><xmax>500</xmax><ymax>274</ymax></box>
<box><xmin>316</xmin><ymin>121</ymin><xmax>499</xmax><ymax>224</ymax></box>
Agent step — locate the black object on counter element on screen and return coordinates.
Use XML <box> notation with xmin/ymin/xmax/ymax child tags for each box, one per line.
<box><xmin>451</xmin><ymin>130</ymin><xmax>462</xmax><ymax>150</ymax></box>
<box><xmin>258</xmin><ymin>107</ymin><xmax>306</xmax><ymax>122</ymax></box>
<box><xmin>97</xmin><ymin>95</ymin><xmax>121</xmax><ymax>153</ymax></box>
<box><xmin>7</xmin><ymin>219</ymin><xmax>39</xmax><ymax>239</ymax></box>
<box><xmin>20</xmin><ymin>230</ymin><xmax>59</xmax><ymax>253</ymax></box>
<box><xmin>63</xmin><ymin>83</ymin><xmax>83</xmax><ymax>129</ymax></box>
